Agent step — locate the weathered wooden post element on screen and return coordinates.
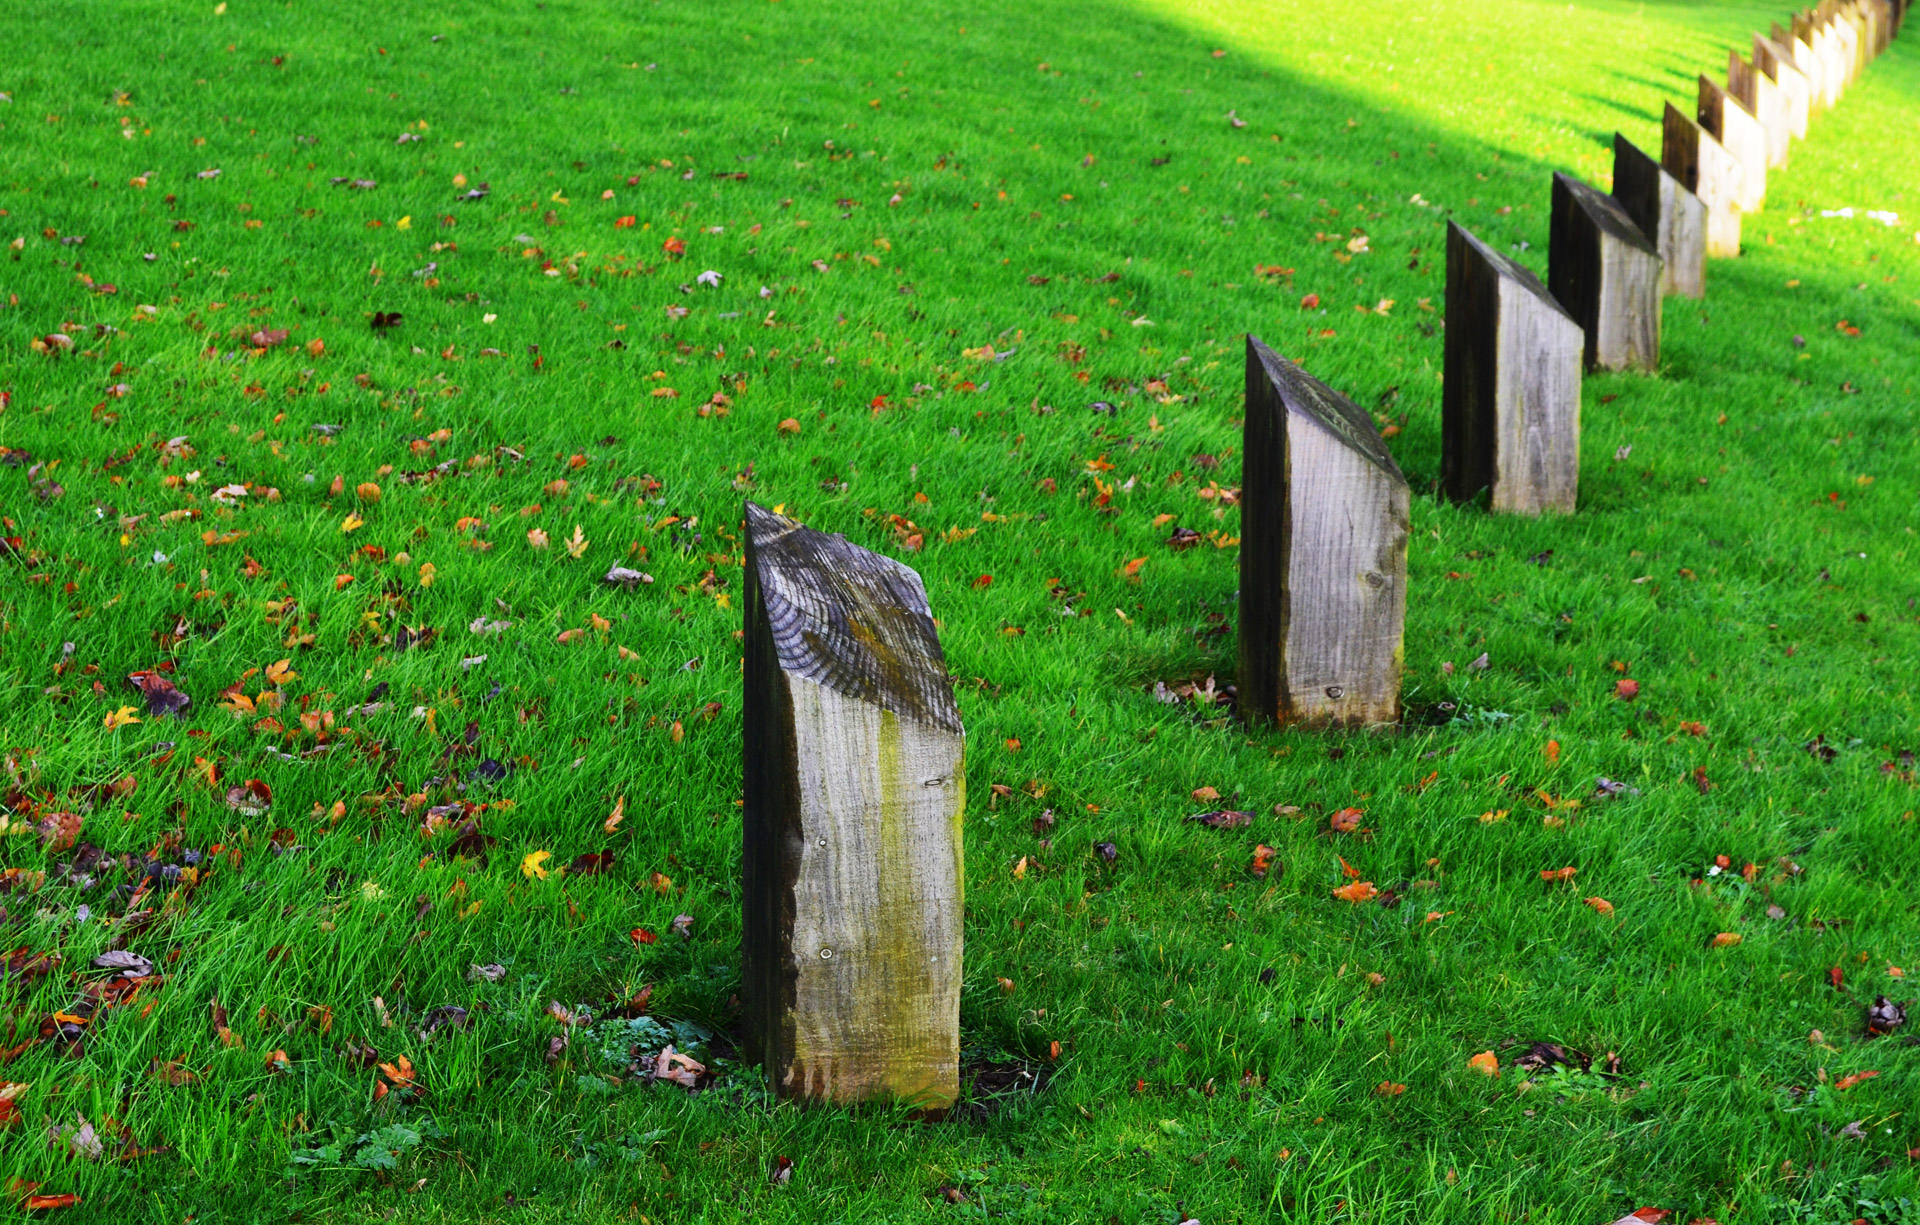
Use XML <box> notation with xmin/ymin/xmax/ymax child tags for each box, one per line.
<box><xmin>1781</xmin><ymin>20</ymin><xmax>1828</xmax><ymax>113</ymax></box>
<box><xmin>1440</xmin><ymin>222</ymin><xmax>1583</xmax><ymax>516</ymax></box>
<box><xmin>1839</xmin><ymin>3</ymin><xmax>1867</xmax><ymax>76</ymax></box>
<box><xmin>1549</xmin><ymin>172</ymin><xmax>1662</xmax><ymax>372</ymax></box>
<box><xmin>1729</xmin><ymin>51</ymin><xmax>1790</xmax><ymax>168</ymax></box>
<box><xmin>1753</xmin><ymin>33</ymin><xmax>1812</xmax><ymax>140</ymax></box>
<box><xmin>1613</xmin><ymin>134</ymin><xmax>1705</xmax><ymax>299</ymax></box>
<box><xmin>1698</xmin><ymin>75</ymin><xmax>1766</xmax><ymax>213</ymax></box>
<box><xmin>1662</xmin><ymin>103</ymin><xmax>1744</xmax><ymax>258</ymax></box>
<box><xmin>1239</xmin><ymin>335</ymin><xmax>1408</xmax><ymax>725</ymax></box>
<box><xmin>741</xmin><ymin>501</ymin><xmax>964</xmax><ymax>1110</ymax></box>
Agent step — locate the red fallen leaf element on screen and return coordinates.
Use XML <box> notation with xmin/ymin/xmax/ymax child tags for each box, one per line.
<box><xmin>1679</xmin><ymin>721</ymin><xmax>1706</xmax><ymax>736</ymax></box>
<box><xmin>662</xmin><ymin>236</ymin><xmax>685</xmax><ymax>258</ymax></box>
<box><xmin>24</xmin><ymin>1193</ymin><xmax>81</xmax><ymax>1210</ymax></box>
<box><xmin>1249</xmin><ymin>844</ymin><xmax>1277</xmax><ymax>877</ymax></box>
<box><xmin>1830</xmin><ymin>966</ymin><xmax>1845</xmax><ymax>990</ymax></box>
<box><xmin>249</xmin><ymin>328</ymin><xmax>289</xmax><ymax>348</ymax></box>
<box><xmin>569</xmin><ymin>850</ymin><xmax>615</xmax><ymax>876</ymax></box>
<box><xmin>1544</xmin><ymin>739</ymin><xmax>1560</xmax><ymax>764</ymax></box>
<box><xmin>1328</xmin><ymin>807</ymin><xmax>1363</xmax><ymax>834</ymax></box>
<box><xmin>630</xmin><ymin>927</ymin><xmax>658</xmax><ymax>945</ymax></box>
<box><xmin>1300</xmin><ymin>292</ymin><xmax>1320</xmax><ymax>309</ymax></box>
<box><xmin>614</xmin><ymin>215</ymin><xmax>636</xmax><ymax>228</ymax></box>
<box><xmin>1714</xmin><ymin>854</ymin><xmax>1731</xmax><ymax>869</ymax></box>
<box><xmin>1539</xmin><ymin>866</ymin><xmax>1577</xmax><ymax>883</ymax></box>
<box><xmin>1626</xmin><ymin>1210</ymin><xmax>1671</xmax><ymax>1223</ymax></box>
<box><xmin>1833</xmin><ymin>1070</ymin><xmax>1879</xmax><ymax>1090</ymax></box>
<box><xmin>971</xmin><ymin>574</ymin><xmax>993</xmax><ymax>589</ymax></box>
<box><xmin>1336</xmin><ymin>855</ymin><xmax>1361</xmax><ymax>880</ymax></box>
<box><xmin>1373</xmin><ymin>1080</ymin><xmax>1405</xmax><ymax>1096</ymax></box>
<box><xmin>1614</xmin><ymin>679</ymin><xmax>1640</xmax><ymax>701</ymax></box>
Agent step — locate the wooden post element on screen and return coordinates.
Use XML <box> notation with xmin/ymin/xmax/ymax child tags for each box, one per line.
<box><xmin>1662</xmin><ymin>103</ymin><xmax>1744</xmax><ymax>258</ymax></box>
<box><xmin>1782</xmin><ymin>20</ymin><xmax>1828</xmax><ymax>112</ymax></box>
<box><xmin>1729</xmin><ymin>51</ymin><xmax>1790</xmax><ymax>168</ymax></box>
<box><xmin>1811</xmin><ymin>12</ymin><xmax>1847</xmax><ymax>103</ymax></box>
<box><xmin>1698</xmin><ymin>75</ymin><xmax>1766</xmax><ymax>214</ymax></box>
<box><xmin>1239</xmin><ymin>335</ymin><xmax>1408</xmax><ymax>726</ymax></box>
<box><xmin>1613</xmin><ymin>134</ymin><xmax>1705</xmax><ymax>299</ymax></box>
<box><xmin>1548</xmin><ymin>172</ymin><xmax>1662</xmax><ymax>372</ymax></box>
<box><xmin>741</xmin><ymin>501</ymin><xmax>964</xmax><ymax>1110</ymax></box>
<box><xmin>1440</xmin><ymin>222</ymin><xmax>1583</xmax><ymax>516</ymax></box>
<box><xmin>1839</xmin><ymin>3</ymin><xmax>1867</xmax><ymax>76</ymax></box>
<box><xmin>1754</xmin><ymin>33</ymin><xmax>1812</xmax><ymax>140</ymax></box>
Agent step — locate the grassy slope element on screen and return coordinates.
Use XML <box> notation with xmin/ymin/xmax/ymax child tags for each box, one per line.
<box><xmin>0</xmin><ymin>0</ymin><xmax>1918</xmax><ymax>1219</ymax></box>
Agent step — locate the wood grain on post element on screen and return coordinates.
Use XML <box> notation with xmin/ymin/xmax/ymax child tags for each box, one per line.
<box><xmin>741</xmin><ymin>501</ymin><xmax>964</xmax><ymax>1111</ymax></box>
<box><xmin>1729</xmin><ymin>51</ymin><xmax>1790</xmax><ymax>168</ymax></box>
<box><xmin>1612</xmin><ymin>134</ymin><xmax>1705</xmax><ymax>299</ymax></box>
<box><xmin>1661</xmin><ymin>103</ymin><xmax>1744</xmax><ymax>258</ymax></box>
<box><xmin>1239</xmin><ymin>335</ymin><xmax>1408</xmax><ymax>726</ymax></box>
<box><xmin>1440</xmin><ymin>222</ymin><xmax>1583</xmax><ymax>516</ymax></box>
<box><xmin>1753</xmin><ymin>33</ymin><xmax>1812</xmax><ymax>140</ymax></box>
<box><xmin>1697</xmin><ymin>75</ymin><xmax>1766</xmax><ymax>213</ymax></box>
<box><xmin>1548</xmin><ymin>172</ymin><xmax>1662</xmax><ymax>372</ymax></box>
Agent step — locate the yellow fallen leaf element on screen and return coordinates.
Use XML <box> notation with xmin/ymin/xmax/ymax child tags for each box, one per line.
<box><xmin>340</xmin><ymin>512</ymin><xmax>365</xmax><ymax>533</ymax></box>
<box><xmin>418</xmin><ymin>561</ymin><xmax>437</xmax><ymax>588</ymax></box>
<box><xmin>521</xmin><ymin>850</ymin><xmax>553</xmax><ymax>880</ymax></box>
<box><xmin>267</xmin><ymin>659</ymin><xmax>299</xmax><ymax>686</ymax></box>
<box><xmin>564</xmin><ymin>525</ymin><xmax>589</xmax><ymax>559</ymax></box>
<box><xmin>104</xmin><ymin>706</ymin><xmax>143</xmax><ymax>730</ymax></box>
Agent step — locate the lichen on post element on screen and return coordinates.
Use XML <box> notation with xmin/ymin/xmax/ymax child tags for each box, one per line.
<box><xmin>741</xmin><ymin>501</ymin><xmax>964</xmax><ymax>1110</ymax></box>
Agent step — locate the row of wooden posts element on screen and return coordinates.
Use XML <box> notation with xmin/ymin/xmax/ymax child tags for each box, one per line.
<box><xmin>730</xmin><ymin>0</ymin><xmax>1906</xmax><ymax>1110</ymax></box>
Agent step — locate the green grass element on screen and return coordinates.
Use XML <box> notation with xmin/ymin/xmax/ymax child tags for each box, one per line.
<box><xmin>2</xmin><ymin>0</ymin><xmax>1919</xmax><ymax>1220</ymax></box>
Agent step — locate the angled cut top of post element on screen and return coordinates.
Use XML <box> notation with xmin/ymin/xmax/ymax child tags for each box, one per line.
<box><xmin>744</xmin><ymin>502</ymin><xmax>962</xmax><ymax>733</ymax></box>
<box><xmin>1552</xmin><ymin>172</ymin><xmax>1660</xmax><ymax>258</ymax></box>
<box><xmin>1246</xmin><ymin>335</ymin><xmax>1405</xmax><ymax>483</ymax></box>
<box><xmin>1447</xmin><ymin>220</ymin><xmax>1571</xmax><ymax>320</ymax></box>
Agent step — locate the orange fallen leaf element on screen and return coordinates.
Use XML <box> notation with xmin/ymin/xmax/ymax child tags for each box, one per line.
<box><xmin>1834</xmin><ymin>1070</ymin><xmax>1879</xmax><ymax>1090</ymax></box>
<box><xmin>1711</xmin><ymin>932</ymin><xmax>1742</xmax><ymax>948</ymax></box>
<box><xmin>1584</xmin><ymin>897</ymin><xmax>1615</xmax><ymax>917</ymax></box>
<box><xmin>1329</xmin><ymin>807</ymin><xmax>1363</xmax><ymax>833</ymax></box>
<box><xmin>1333</xmin><ymin>880</ymin><xmax>1378</xmax><ymax>904</ymax></box>
<box><xmin>1337</xmin><ymin>855</ymin><xmax>1361</xmax><ymax>880</ymax></box>
<box><xmin>1539</xmin><ymin>866</ymin><xmax>1577</xmax><ymax>883</ymax></box>
<box><xmin>1467</xmin><ymin>1051</ymin><xmax>1499</xmax><ymax>1077</ymax></box>
<box><xmin>1374</xmin><ymin>1081</ymin><xmax>1405</xmax><ymax>1096</ymax></box>
<box><xmin>604</xmin><ymin>796</ymin><xmax>626</xmax><ymax>835</ymax></box>
<box><xmin>1192</xmin><ymin>786</ymin><xmax>1220</xmax><ymax>802</ymax></box>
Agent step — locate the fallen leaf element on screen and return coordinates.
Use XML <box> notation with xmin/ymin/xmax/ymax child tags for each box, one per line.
<box><xmin>1467</xmin><ymin>1051</ymin><xmax>1499</xmax><ymax>1077</ymax></box>
<box><xmin>1333</xmin><ymin>880</ymin><xmax>1379</xmax><ymax>904</ymax></box>
<box><xmin>521</xmin><ymin>850</ymin><xmax>553</xmax><ymax>880</ymax></box>
<box><xmin>1584</xmin><ymin>897</ymin><xmax>1614</xmax><ymax>917</ymax></box>
<box><xmin>604</xmin><ymin>796</ymin><xmax>626</xmax><ymax>835</ymax></box>
<box><xmin>1710</xmin><ymin>932</ymin><xmax>1742</xmax><ymax>948</ymax></box>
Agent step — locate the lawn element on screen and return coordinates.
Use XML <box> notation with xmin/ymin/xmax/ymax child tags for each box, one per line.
<box><xmin>1</xmin><ymin>0</ymin><xmax>1918</xmax><ymax>1220</ymax></box>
